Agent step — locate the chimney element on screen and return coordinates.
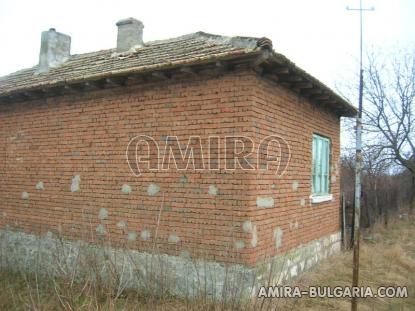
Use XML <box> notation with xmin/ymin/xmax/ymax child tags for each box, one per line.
<box><xmin>116</xmin><ymin>18</ymin><xmax>144</xmax><ymax>53</ymax></box>
<box><xmin>37</xmin><ymin>28</ymin><xmax>71</xmax><ymax>73</ymax></box>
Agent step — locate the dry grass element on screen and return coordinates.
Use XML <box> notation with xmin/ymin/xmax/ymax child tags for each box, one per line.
<box><xmin>1</xmin><ymin>214</ymin><xmax>414</xmax><ymax>310</ymax></box>
<box><xmin>277</xmin><ymin>213</ymin><xmax>415</xmax><ymax>311</ymax></box>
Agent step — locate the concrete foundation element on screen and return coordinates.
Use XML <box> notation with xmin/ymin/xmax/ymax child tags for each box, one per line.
<box><xmin>0</xmin><ymin>229</ymin><xmax>341</xmax><ymax>300</ymax></box>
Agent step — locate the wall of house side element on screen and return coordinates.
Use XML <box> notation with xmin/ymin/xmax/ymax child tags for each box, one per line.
<box><xmin>0</xmin><ymin>68</ymin><xmax>342</xmax><ymax>273</ymax></box>
<box><xmin>247</xmin><ymin>75</ymin><xmax>341</xmax><ymax>265</ymax></box>
<box><xmin>0</xmin><ymin>70</ymin><xmax>261</xmax><ymax>265</ymax></box>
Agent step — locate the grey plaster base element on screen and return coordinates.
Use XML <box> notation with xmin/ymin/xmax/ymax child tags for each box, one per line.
<box><xmin>0</xmin><ymin>229</ymin><xmax>341</xmax><ymax>300</ymax></box>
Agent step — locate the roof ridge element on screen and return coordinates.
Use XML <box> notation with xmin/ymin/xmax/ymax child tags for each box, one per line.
<box><xmin>49</xmin><ymin>33</ymin><xmax>205</xmax><ymax>60</ymax></box>
<box><xmin>194</xmin><ymin>31</ymin><xmax>263</xmax><ymax>50</ymax></box>
<box><xmin>0</xmin><ymin>32</ymin><xmax>261</xmax><ymax>78</ymax></box>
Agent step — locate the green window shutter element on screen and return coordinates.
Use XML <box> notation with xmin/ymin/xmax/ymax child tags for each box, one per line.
<box><xmin>312</xmin><ymin>134</ymin><xmax>330</xmax><ymax>195</ymax></box>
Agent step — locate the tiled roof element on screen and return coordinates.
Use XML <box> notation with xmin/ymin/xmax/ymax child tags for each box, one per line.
<box><xmin>0</xmin><ymin>32</ymin><xmax>356</xmax><ymax>117</ymax></box>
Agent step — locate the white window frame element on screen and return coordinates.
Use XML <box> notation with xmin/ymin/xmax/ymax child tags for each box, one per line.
<box><xmin>311</xmin><ymin>134</ymin><xmax>332</xmax><ymax>204</ymax></box>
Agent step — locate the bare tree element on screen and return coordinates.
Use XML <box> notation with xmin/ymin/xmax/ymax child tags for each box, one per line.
<box><xmin>362</xmin><ymin>147</ymin><xmax>392</xmax><ymax>225</ymax></box>
<box><xmin>363</xmin><ymin>49</ymin><xmax>415</xmax><ymax>212</ymax></box>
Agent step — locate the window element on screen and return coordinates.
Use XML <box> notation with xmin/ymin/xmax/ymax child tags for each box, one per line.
<box><xmin>312</xmin><ymin>134</ymin><xmax>331</xmax><ymax>199</ymax></box>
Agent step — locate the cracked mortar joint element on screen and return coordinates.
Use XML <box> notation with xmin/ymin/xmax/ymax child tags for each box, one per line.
<box><xmin>98</xmin><ymin>208</ymin><xmax>108</xmax><ymax>220</ymax></box>
<box><xmin>168</xmin><ymin>234</ymin><xmax>180</xmax><ymax>244</ymax></box>
<box><xmin>35</xmin><ymin>181</ymin><xmax>45</xmax><ymax>190</ymax></box>
<box><xmin>147</xmin><ymin>183</ymin><xmax>160</xmax><ymax>196</ymax></box>
<box><xmin>140</xmin><ymin>230</ymin><xmax>151</xmax><ymax>241</ymax></box>
<box><xmin>21</xmin><ymin>192</ymin><xmax>29</xmax><ymax>200</ymax></box>
<box><xmin>208</xmin><ymin>185</ymin><xmax>218</xmax><ymax>196</ymax></box>
<box><xmin>121</xmin><ymin>184</ymin><xmax>132</xmax><ymax>194</ymax></box>
<box><xmin>71</xmin><ymin>175</ymin><xmax>81</xmax><ymax>192</ymax></box>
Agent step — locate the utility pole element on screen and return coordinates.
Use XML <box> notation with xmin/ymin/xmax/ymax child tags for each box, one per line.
<box><xmin>346</xmin><ymin>1</ymin><xmax>374</xmax><ymax>311</ymax></box>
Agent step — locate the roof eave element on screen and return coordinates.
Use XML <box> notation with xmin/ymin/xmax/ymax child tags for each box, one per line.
<box><xmin>0</xmin><ymin>47</ymin><xmax>358</xmax><ymax>118</ymax></box>
<box><xmin>250</xmin><ymin>50</ymin><xmax>357</xmax><ymax>118</ymax></box>
<box><xmin>0</xmin><ymin>49</ymin><xmax>263</xmax><ymax>102</ymax></box>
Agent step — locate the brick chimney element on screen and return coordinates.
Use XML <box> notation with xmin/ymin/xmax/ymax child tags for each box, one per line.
<box><xmin>116</xmin><ymin>18</ymin><xmax>144</xmax><ymax>53</ymax></box>
<box><xmin>37</xmin><ymin>28</ymin><xmax>71</xmax><ymax>73</ymax></box>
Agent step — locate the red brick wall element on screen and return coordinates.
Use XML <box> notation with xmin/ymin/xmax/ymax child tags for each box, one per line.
<box><xmin>0</xmin><ymin>69</ymin><xmax>341</xmax><ymax>266</ymax></box>
<box><xmin>247</xmin><ymin>75</ymin><xmax>341</xmax><ymax>264</ymax></box>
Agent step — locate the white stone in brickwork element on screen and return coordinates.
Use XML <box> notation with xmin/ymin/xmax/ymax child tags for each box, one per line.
<box><xmin>292</xmin><ymin>181</ymin><xmax>299</xmax><ymax>191</ymax></box>
<box><xmin>21</xmin><ymin>192</ymin><xmax>29</xmax><ymax>200</ymax></box>
<box><xmin>251</xmin><ymin>225</ymin><xmax>258</xmax><ymax>247</ymax></box>
<box><xmin>127</xmin><ymin>232</ymin><xmax>137</xmax><ymax>241</ymax></box>
<box><xmin>98</xmin><ymin>208</ymin><xmax>108</xmax><ymax>220</ymax></box>
<box><xmin>256</xmin><ymin>196</ymin><xmax>274</xmax><ymax>208</ymax></box>
<box><xmin>121</xmin><ymin>184</ymin><xmax>132</xmax><ymax>194</ymax></box>
<box><xmin>116</xmin><ymin>220</ymin><xmax>127</xmax><ymax>230</ymax></box>
<box><xmin>235</xmin><ymin>240</ymin><xmax>245</xmax><ymax>249</ymax></box>
<box><xmin>290</xmin><ymin>220</ymin><xmax>299</xmax><ymax>230</ymax></box>
<box><xmin>208</xmin><ymin>185</ymin><xmax>218</xmax><ymax>196</ymax></box>
<box><xmin>96</xmin><ymin>224</ymin><xmax>106</xmax><ymax>235</ymax></box>
<box><xmin>242</xmin><ymin>220</ymin><xmax>252</xmax><ymax>233</ymax></box>
<box><xmin>71</xmin><ymin>175</ymin><xmax>81</xmax><ymax>192</ymax></box>
<box><xmin>147</xmin><ymin>183</ymin><xmax>160</xmax><ymax>196</ymax></box>
<box><xmin>179</xmin><ymin>175</ymin><xmax>188</xmax><ymax>183</ymax></box>
<box><xmin>140</xmin><ymin>230</ymin><xmax>151</xmax><ymax>241</ymax></box>
<box><xmin>35</xmin><ymin>182</ymin><xmax>45</xmax><ymax>190</ymax></box>
<box><xmin>168</xmin><ymin>234</ymin><xmax>180</xmax><ymax>244</ymax></box>
<box><xmin>274</xmin><ymin>227</ymin><xmax>283</xmax><ymax>249</ymax></box>
<box><xmin>300</xmin><ymin>198</ymin><xmax>306</xmax><ymax>207</ymax></box>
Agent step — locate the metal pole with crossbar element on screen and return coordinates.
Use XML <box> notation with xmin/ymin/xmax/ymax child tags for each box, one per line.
<box><xmin>346</xmin><ymin>1</ymin><xmax>374</xmax><ymax>310</ymax></box>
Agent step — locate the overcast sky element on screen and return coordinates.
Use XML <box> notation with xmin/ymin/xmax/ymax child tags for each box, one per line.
<box><xmin>0</xmin><ymin>0</ymin><xmax>414</xmax><ymax>102</ymax></box>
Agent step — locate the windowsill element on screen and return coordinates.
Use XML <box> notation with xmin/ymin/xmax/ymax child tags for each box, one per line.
<box><xmin>310</xmin><ymin>194</ymin><xmax>333</xmax><ymax>204</ymax></box>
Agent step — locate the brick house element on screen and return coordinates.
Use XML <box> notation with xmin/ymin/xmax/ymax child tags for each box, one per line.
<box><xmin>0</xmin><ymin>18</ymin><xmax>356</xmax><ymax>296</ymax></box>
